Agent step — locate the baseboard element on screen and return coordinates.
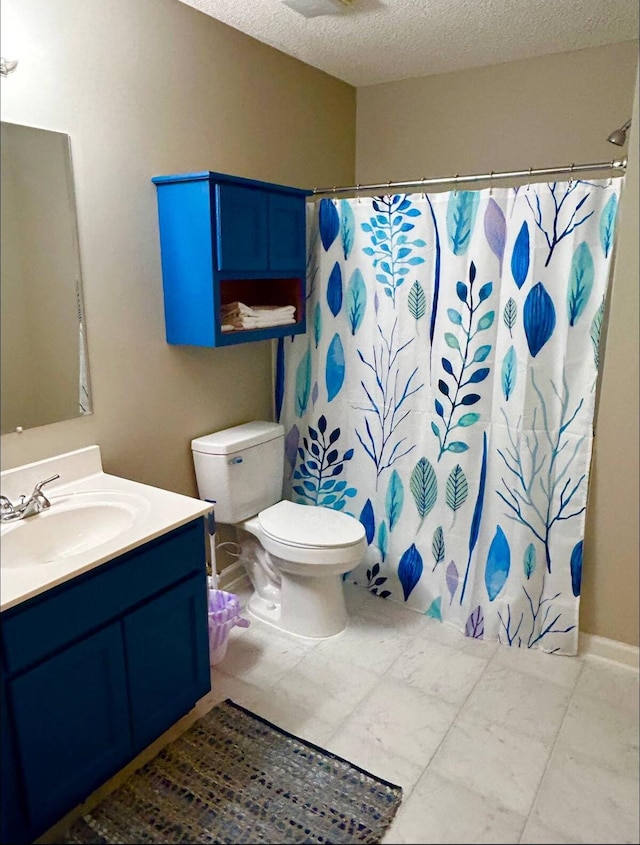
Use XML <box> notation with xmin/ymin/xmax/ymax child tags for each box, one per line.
<box><xmin>578</xmin><ymin>633</ymin><xmax>639</xmax><ymax>670</ymax></box>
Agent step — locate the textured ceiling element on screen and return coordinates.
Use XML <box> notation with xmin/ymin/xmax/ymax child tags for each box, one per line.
<box><xmin>177</xmin><ymin>0</ymin><xmax>639</xmax><ymax>87</ymax></box>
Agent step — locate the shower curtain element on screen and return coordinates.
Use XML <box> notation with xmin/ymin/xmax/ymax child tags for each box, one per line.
<box><xmin>276</xmin><ymin>178</ymin><xmax>622</xmax><ymax>655</ymax></box>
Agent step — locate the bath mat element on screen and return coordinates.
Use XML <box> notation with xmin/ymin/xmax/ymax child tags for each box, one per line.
<box><xmin>61</xmin><ymin>698</ymin><xmax>402</xmax><ymax>844</ymax></box>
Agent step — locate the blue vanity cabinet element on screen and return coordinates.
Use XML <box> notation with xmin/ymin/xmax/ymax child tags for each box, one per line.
<box><xmin>0</xmin><ymin>518</ymin><xmax>210</xmax><ymax>844</ymax></box>
<box><xmin>152</xmin><ymin>171</ymin><xmax>311</xmax><ymax>347</ymax></box>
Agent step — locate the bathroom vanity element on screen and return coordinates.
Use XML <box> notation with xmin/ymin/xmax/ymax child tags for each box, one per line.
<box><xmin>151</xmin><ymin>171</ymin><xmax>311</xmax><ymax>347</ymax></box>
<box><xmin>0</xmin><ymin>447</ymin><xmax>212</xmax><ymax>844</ymax></box>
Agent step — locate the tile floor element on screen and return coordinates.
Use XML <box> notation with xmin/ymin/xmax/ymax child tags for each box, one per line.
<box><xmin>205</xmin><ymin>582</ymin><xmax>640</xmax><ymax>845</ymax></box>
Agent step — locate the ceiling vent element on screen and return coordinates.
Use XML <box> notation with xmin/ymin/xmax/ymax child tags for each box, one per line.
<box><xmin>281</xmin><ymin>0</ymin><xmax>353</xmax><ymax>18</ymax></box>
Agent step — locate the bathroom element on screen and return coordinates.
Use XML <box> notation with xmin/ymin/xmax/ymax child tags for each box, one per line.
<box><xmin>0</xmin><ymin>0</ymin><xmax>638</xmax><ymax>842</ymax></box>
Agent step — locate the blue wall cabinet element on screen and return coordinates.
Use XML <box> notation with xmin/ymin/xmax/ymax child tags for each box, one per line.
<box><xmin>0</xmin><ymin>519</ymin><xmax>210</xmax><ymax>843</ymax></box>
<box><xmin>152</xmin><ymin>171</ymin><xmax>311</xmax><ymax>347</ymax></box>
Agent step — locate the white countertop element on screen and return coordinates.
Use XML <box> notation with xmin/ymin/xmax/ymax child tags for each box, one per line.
<box><xmin>0</xmin><ymin>447</ymin><xmax>212</xmax><ymax>612</ymax></box>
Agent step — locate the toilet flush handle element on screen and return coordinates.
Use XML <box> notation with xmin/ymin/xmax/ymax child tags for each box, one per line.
<box><xmin>229</xmin><ymin>456</ymin><xmax>243</xmax><ymax>465</ymax></box>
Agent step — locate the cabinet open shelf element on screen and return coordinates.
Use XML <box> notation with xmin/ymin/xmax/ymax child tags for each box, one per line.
<box><xmin>218</xmin><ymin>277</ymin><xmax>304</xmax><ymax>341</ymax></box>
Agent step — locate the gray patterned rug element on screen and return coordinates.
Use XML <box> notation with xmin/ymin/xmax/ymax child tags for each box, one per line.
<box><xmin>62</xmin><ymin>699</ymin><xmax>402</xmax><ymax>844</ymax></box>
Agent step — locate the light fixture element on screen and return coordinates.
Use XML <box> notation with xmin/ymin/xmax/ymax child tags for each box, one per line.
<box><xmin>281</xmin><ymin>0</ymin><xmax>352</xmax><ymax>18</ymax></box>
<box><xmin>0</xmin><ymin>58</ymin><xmax>18</xmax><ymax>76</ymax></box>
<box><xmin>607</xmin><ymin>119</ymin><xmax>632</xmax><ymax>146</ymax></box>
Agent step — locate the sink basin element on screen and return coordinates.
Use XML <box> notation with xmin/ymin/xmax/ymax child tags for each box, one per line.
<box><xmin>0</xmin><ymin>490</ymin><xmax>151</xmax><ymax>568</ymax></box>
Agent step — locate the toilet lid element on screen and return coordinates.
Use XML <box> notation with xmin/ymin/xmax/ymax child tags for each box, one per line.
<box><xmin>258</xmin><ymin>500</ymin><xmax>365</xmax><ymax>549</ymax></box>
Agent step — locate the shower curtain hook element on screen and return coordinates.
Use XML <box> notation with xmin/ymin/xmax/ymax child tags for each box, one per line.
<box><xmin>568</xmin><ymin>163</ymin><xmax>575</xmax><ymax>187</ymax></box>
<box><xmin>387</xmin><ymin>180</ymin><xmax>392</xmax><ymax>197</ymax></box>
<box><xmin>607</xmin><ymin>162</ymin><xmax>613</xmax><ymax>187</ymax></box>
<box><xmin>453</xmin><ymin>174</ymin><xmax>459</xmax><ymax>196</ymax></box>
<box><xmin>421</xmin><ymin>176</ymin><xmax>427</xmax><ymax>199</ymax></box>
<box><xmin>489</xmin><ymin>171</ymin><xmax>494</xmax><ymax>195</ymax></box>
<box><xmin>527</xmin><ymin>167</ymin><xmax>532</xmax><ymax>191</ymax></box>
<box><xmin>356</xmin><ymin>183</ymin><xmax>362</xmax><ymax>204</ymax></box>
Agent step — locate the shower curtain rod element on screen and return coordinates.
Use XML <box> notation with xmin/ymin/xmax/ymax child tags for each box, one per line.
<box><xmin>311</xmin><ymin>157</ymin><xmax>627</xmax><ymax>196</ymax></box>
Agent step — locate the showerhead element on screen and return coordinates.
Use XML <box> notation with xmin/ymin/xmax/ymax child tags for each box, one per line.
<box><xmin>607</xmin><ymin>119</ymin><xmax>632</xmax><ymax>146</ymax></box>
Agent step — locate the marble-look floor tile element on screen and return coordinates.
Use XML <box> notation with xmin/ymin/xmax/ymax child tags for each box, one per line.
<box><xmin>383</xmin><ymin>769</ymin><xmax>526</xmax><ymax>844</ymax></box>
<box><xmin>208</xmin><ymin>670</ymin><xmax>264</xmax><ymax>709</ymax></box>
<box><xmin>519</xmin><ymin>818</ymin><xmax>581</xmax><ymax>844</ymax></box>
<box><xmin>574</xmin><ymin>660</ymin><xmax>639</xmax><ymax>715</ymax></box>
<box><xmin>388</xmin><ymin>637</ymin><xmax>489</xmax><ymax>706</ymax></box>
<box><xmin>310</xmin><ymin>613</ymin><xmax>416</xmax><ymax>675</ymax></box>
<box><xmin>462</xmin><ymin>664</ymin><xmax>572</xmax><ymax>744</ymax></box>
<box><xmin>417</xmin><ymin>615</ymin><xmax>499</xmax><ymax>659</ymax></box>
<box><xmin>214</xmin><ymin>618</ymin><xmax>314</xmax><ymax>688</ymax></box>
<box><xmin>235</xmin><ymin>659</ymin><xmax>371</xmax><ymax>747</ymax></box>
<box><xmin>429</xmin><ymin>710</ymin><xmax>551</xmax><ymax>816</ymax></box>
<box><xmin>343</xmin><ymin>581</ymin><xmax>370</xmax><ymax>614</ymax></box>
<box><xmin>326</xmin><ymin>723</ymin><xmax>426</xmax><ymax>796</ymax></box>
<box><xmin>489</xmin><ymin>641</ymin><xmax>584</xmax><ymax>689</ymax></box>
<box><xmin>555</xmin><ymin>692</ymin><xmax>639</xmax><ymax>779</ymax></box>
<box><xmin>343</xmin><ymin>677</ymin><xmax>459</xmax><ymax>769</ymax></box>
<box><xmin>354</xmin><ymin>593</ymin><xmax>429</xmax><ymax>635</ymax></box>
<box><xmin>283</xmin><ymin>647</ymin><xmax>381</xmax><ymax>711</ymax></box>
<box><xmin>530</xmin><ymin>745</ymin><xmax>640</xmax><ymax>844</ymax></box>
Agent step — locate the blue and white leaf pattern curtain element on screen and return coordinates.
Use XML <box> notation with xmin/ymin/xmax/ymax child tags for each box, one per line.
<box><xmin>277</xmin><ymin>179</ymin><xmax>622</xmax><ymax>655</ymax></box>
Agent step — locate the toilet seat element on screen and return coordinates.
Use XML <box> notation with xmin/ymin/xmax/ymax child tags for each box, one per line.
<box><xmin>257</xmin><ymin>500</ymin><xmax>366</xmax><ymax>567</ymax></box>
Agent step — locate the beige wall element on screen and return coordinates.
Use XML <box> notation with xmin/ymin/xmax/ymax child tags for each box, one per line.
<box><xmin>357</xmin><ymin>42</ymin><xmax>639</xmax><ymax>647</ymax></box>
<box><xmin>582</xmin><ymin>67</ymin><xmax>639</xmax><ymax>647</ymax></box>
<box><xmin>0</xmin><ymin>0</ymin><xmax>355</xmax><ymax>495</ymax></box>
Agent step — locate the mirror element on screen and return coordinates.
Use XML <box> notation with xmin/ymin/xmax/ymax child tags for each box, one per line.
<box><xmin>1</xmin><ymin>122</ymin><xmax>92</xmax><ymax>434</ymax></box>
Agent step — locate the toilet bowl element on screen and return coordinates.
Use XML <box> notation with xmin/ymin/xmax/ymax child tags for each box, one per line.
<box><xmin>191</xmin><ymin>422</ymin><xmax>366</xmax><ymax>639</ymax></box>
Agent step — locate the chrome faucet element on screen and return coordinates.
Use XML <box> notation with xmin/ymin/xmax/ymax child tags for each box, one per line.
<box><xmin>0</xmin><ymin>474</ymin><xmax>60</xmax><ymax>522</ymax></box>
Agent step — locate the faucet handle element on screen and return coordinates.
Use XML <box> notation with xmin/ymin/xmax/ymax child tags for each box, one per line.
<box><xmin>29</xmin><ymin>474</ymin><xmax>61</xmax><ymax>509</ymax></box>
<box><xmin>32</xmin><ymin>474</ymin><xmax>60</xmax><ymax>495</ymax></box>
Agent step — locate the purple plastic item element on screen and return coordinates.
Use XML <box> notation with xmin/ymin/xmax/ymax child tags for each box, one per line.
<box><xmin>207</xmin><ymin>589</ymin><xmax>250</xmax><ymax>665</ymax></box>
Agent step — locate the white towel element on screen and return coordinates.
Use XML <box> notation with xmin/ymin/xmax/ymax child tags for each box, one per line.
<box><xmin>222</xmin><ymin>317</ymin><xmax>296</xmax><ymax>332</ymax></box>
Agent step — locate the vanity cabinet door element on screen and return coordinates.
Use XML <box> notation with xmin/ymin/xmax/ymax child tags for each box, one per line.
<box><xmin>9</xmin><ymin>623</ymin><xmax>131</xmax><ymax>836</ymax></box>
<box><xmin>124</xmin><ymin>573</ymin><xmax>210</xmax><ymax>753</ymax></box>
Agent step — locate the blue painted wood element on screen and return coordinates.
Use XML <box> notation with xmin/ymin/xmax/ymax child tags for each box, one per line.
<box><xmin>1</xmin><ymin>679</ymin><xmax>29</xmax><ymax>843</ymax></box>
<box><xmin>215</xmin><ymin>183</ymin><xmax>268</xmax><ymax>271</ymax></box>
<box><xmin>10</xmin><ymin>623</ymin><xmax>132</xmax><ymax>836</ymax></box>
<box><xmin>152</xmin><ymin>171</ymin><xmax>310</xmax><ymax>347</ymax></box>
<box><xmin>124</xmin><ymin>574</ymin><xmax>210</xmax><ymax>752</ymax></box>
<box><xmin>268</xmin><ymin>193</ymin><xmax>306</xmax><ymax>270</ymax></box>
<box><xmin>152</xmin><ymin>171</ymin><xmax>310</xmax><ymax>197</ymax></box>
<box><xmin>155</xmin><ymin>179</ymin><xmax>215</xmax><ymax>346</ymax></box>
<box><xmin>2</xmin><ymin>520</ymin><xmax>204</xmax><ymax>676</ymax></box>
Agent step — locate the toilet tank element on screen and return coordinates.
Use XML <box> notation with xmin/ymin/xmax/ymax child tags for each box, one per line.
<box><xmin>191</xmin><ymin>421</ymin><xmax>284</xmax><ymax>523</ymax></box>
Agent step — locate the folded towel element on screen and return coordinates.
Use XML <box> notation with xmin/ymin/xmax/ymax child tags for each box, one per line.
<box><xmin>222</xmin><ymin>317</ymin><xmax>296</xmax><ymax>333</ymax></box>
<box><xmin>221</xmin><ymin>301</ymin><xmax>296</xmax><ymax>320</ymax></box>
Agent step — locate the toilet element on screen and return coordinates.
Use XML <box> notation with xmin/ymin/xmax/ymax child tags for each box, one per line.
<box><xmin>191</xmin><ymin>421</ymin><xmax>366</xmax><ymax>639</ymax></box>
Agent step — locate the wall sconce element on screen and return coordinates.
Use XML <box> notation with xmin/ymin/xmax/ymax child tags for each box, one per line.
<box><xmin>0</xmin><ymin>58</ymin><xmax>19</xmax><ymax>76</ymax></box>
